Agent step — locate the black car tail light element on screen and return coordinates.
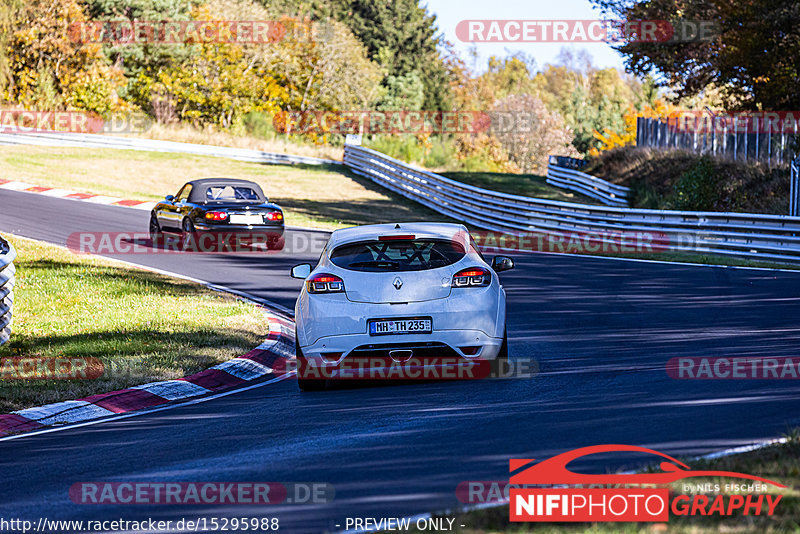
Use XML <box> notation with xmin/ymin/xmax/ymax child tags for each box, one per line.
<box><xmin>205</xmin><ymin>211</ymin><xmax>228</xmax><ymax>221</ymax></box>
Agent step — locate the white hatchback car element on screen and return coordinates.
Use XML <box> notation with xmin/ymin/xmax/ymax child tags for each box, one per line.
<box><xmin>290</xmin><ymin>222</ymin><xmax>514</xmax><ymax>390</ymax></box>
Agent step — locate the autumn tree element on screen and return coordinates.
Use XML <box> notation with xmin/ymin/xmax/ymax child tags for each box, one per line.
<box><xmin>0</xmin><ymin>0</ymin><xmax>23</xmax><ymax>94</ymax></box>
<box><xmin>3</xmin><ymin>0</ymin><xmax>127</xmax><ymax>112</ymax></box>
<box><xmin>125</xmin><ymin>0</ymin><xmax>384</xmax><ymax>129</ymax></box>
<box><xmin>533</xmin><ymin>62</ymin><xmax>636</xmax><ymax>155</ymax></box>
<box><xmin>589</xmin><ymin>0</ymin><xmax>800</xmax><ymax>110</ymax></box>
<box><xmin>491</xmin><ymin>94</ymin><xmax>580</xmax><ymax>174</ymax></box>
<box><xmin>82</xmin><ymin>0</ymin><xmax>201</xmax><ymax>100</ymax></box>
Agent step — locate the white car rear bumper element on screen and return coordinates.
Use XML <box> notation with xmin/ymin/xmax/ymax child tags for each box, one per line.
<box><xmin>295</xmin><ymin>286</ymin><xmax>506</xmax><ymax>362</ymax></box>
<box><xmin>300</xmin><ymin>328</ymin><xmax>505</xmax><ymax>362</ymax></box>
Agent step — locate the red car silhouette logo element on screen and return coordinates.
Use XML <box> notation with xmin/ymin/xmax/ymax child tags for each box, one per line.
<box><xmin>510</xmin><ymin>444</ymin><xmax>785</xmax><ymax>488</ymax></box>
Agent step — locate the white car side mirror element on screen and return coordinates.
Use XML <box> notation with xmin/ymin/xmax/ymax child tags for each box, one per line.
<box><xmin>291</xmin><ymin>263</ymin><xmax>312</xmax><ymax>279</ymax></box>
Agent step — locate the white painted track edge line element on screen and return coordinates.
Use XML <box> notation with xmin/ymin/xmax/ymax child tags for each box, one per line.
<box><xmin>0</xmin><ymin>372</ymin><xmax>294</xmax><ymax>443</ymax></box>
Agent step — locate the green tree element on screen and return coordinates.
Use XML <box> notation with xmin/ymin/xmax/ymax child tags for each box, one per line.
<box><xmin>478</xmin><ymin>53</ymin><xmax>538</xmax><ymax>102</ymax></box>
<box><xmin>377</xmin><ymin>71</ymin><xmax>424</xmax><ymax>111</ymax></box>
<box><xmin>257</xmin><ymin>0</ymin><xmax>453</xmax><ymax>110</ymax></box>
<box><xmin>82</xmin><ymin>0</ymin><xmax>200</xmax><ymax>100</ymax></box>
<box><xmin>534</xmin><ymin>63</ymin><xmax>634</xmax><ymax>155</ymax></box>
<box><xmin>326</xmin><ymin>0</ymin><xmax>451</xmax><ymax>110</ymax></box>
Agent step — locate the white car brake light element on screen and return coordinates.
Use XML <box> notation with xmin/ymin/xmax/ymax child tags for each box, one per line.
<box><xmin>452</xmin><ymin>267</ymin><xmax>491</xmax><ymax>287</ymax></box>
<box><xmin>307</xmin><ymin>273</ymin><xmax>345</xmax><ymax>294</ymax></box>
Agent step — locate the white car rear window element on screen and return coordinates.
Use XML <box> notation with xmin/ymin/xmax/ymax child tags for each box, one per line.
<box><xmin>330</xmin><ymin>239</ymin><xmax>466</xmax><ymax>272</ymax></box>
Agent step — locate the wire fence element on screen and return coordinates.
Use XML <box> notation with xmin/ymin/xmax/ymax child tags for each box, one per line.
<box><xmin>637</xmin><ymin>116</ymin><xmax>797</xmax><ymax>167</ymax></box>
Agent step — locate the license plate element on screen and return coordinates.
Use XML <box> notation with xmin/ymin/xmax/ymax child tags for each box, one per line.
<box><xmin>369</xmin><ymin>318</ymin><xmax>432</xmax><ymax>336</ymax></box>
<box><xmin>229</xmin><ymin>213</ymin><xmax>263</xmax><ymax>225</ymax></box>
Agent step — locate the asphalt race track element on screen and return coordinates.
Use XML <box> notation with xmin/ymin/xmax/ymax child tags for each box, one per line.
<box><xmin>2</xmin><ymin>188</ymin><xmax>800</xmax><ymax>533</ymax></box>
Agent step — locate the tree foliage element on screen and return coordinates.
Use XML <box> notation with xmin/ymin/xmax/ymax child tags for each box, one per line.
<box><xmin>323</xmin><ymin>0</ymin><xmax>451</xmax><ymax>110</ymax></box>
<box><xmin>82</xmin><ymin>0</ymin><xmax>200</xmax><ymax>100</ymax></box>
<box><xmin>589</xmin><ymin>0</ymin><xmax>800</xmax><ymax>110</ymax></box>
<box><xmin>0</xmin><ymin>0</ymin><xmax>23</xmax><ymax>93</ymax></box>
<box><xmin>122</xmin><ymin>0</ymin><xmax>383</xmax><ymax>129</ymax></box>
<box><xmin>491</xmin><ymin>94</ymin><xmax>580</xmax><ymax>174</ymax></box>
<box><xmin>3</xmin><ymin>0</ymin><xmax>127</xmax><ymax>112</ymax></box>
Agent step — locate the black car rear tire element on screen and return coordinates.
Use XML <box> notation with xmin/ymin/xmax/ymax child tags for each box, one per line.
<box><xmin>296</xmin><ymin>334</ymin><xmax>325</xmax><ymax>391</ymax></box>
<box><xmin>181</xmin><ymin>218</ymin><xmax>196</xmax><ymax>251</ymax></box>
<box><xmin>149</xmin><ymin>213</ymin><xmax>162</xmax><ymax>242</ymax></box>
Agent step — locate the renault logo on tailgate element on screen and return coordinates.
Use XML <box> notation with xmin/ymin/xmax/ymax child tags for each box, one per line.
<box><xmin>393</xmin><ymin>277</ymin><xmax>403</xmax><ymax>290</ymax></box>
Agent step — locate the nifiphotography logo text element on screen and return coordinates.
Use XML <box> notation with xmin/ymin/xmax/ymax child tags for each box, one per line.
<box><xmin>509</xmin><ymin>445</ymin><xmax>784</xmax><ymax>522</ymax></box>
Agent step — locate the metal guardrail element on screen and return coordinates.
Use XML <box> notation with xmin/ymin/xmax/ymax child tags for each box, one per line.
<box><xmin>0</xmin><ymin>128</ymin><xmax>340</xmax><ymax>166</ymax></box>
<box><xmin>546</xmin><ymin>156</ymin><xmax>629</xmax><ymax>207</ymax></box>
<box><xmin>0</xmin><ymin>236</ymin><xmax>16</xmax><ymax>346</ymax></box>
<box><xmin>344</xmin><ymin>144</ymin><xmax>800</xmax><ymax>264</ymax></box>
<box><xmin>548</xmin><ymin>155</ymin><xmax>588</xmax><ymax>170</ymax></box>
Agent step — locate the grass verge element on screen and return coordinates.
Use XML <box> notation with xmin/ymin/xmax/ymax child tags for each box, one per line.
<box><xmin>126</xmin><ymin>122</ymin><xmax>344</xmax><ymax>162</ymax></box>
<box><xmin>0</xmin><ymin>234</ymin><xmax>271</xmax><ymax>413</ymax></box>
<box><xmin>439</xmin><ymin>171</ymin><xmax>601</xmax><ymax>205</ymax></box>
<box><xmin>0</xmin><ymin>146</ymin><xmax>452</xmax><ymax>230</ymax></box>
<box><xmin>418</xmin><ymin>433</ymin><xmax>799</xmax><ymax>533</ymax></box>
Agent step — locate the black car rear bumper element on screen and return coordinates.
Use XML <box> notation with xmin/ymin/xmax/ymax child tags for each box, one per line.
<box><xmin>193</xmin><ymin>224</ymin><xmax>284</xmax><ymax>237</ymax></box>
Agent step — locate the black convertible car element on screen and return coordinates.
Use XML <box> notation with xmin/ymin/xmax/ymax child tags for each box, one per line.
<box><xmin>149</xmin><ymin>178</ymin><xmax>285</xmax><ymax>251</ymax></box>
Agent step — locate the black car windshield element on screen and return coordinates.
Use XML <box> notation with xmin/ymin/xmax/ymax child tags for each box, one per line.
<box><xmin>330</xmin><ymin>239</ymin><xmax>466</xmax><ymax>272</ymax></box>
<box><xmin>205</xmin><ymin>186</ymin><xmax>260</xmax><ymax>201</ymax></box>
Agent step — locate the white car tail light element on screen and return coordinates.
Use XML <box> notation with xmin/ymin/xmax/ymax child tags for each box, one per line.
<box><xmin>307</xmin><ymin>273</ymin><xmax>345</xmax><ymax>294</ymax></box>
<box><xmin>452</xmin><ymin>267</ymin><xmax>491</xmax><ymax>287</ymax></box>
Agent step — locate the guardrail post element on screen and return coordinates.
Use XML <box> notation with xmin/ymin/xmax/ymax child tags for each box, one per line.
<box><xmin>0</xmin><ymin>236</ymin><xmax>15</xmax><ymax>346</ymax></box>
<box><xmin>791</xmin><ymin>156</ymin><xmax>800</xmax><ymax>217</ymax></box>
